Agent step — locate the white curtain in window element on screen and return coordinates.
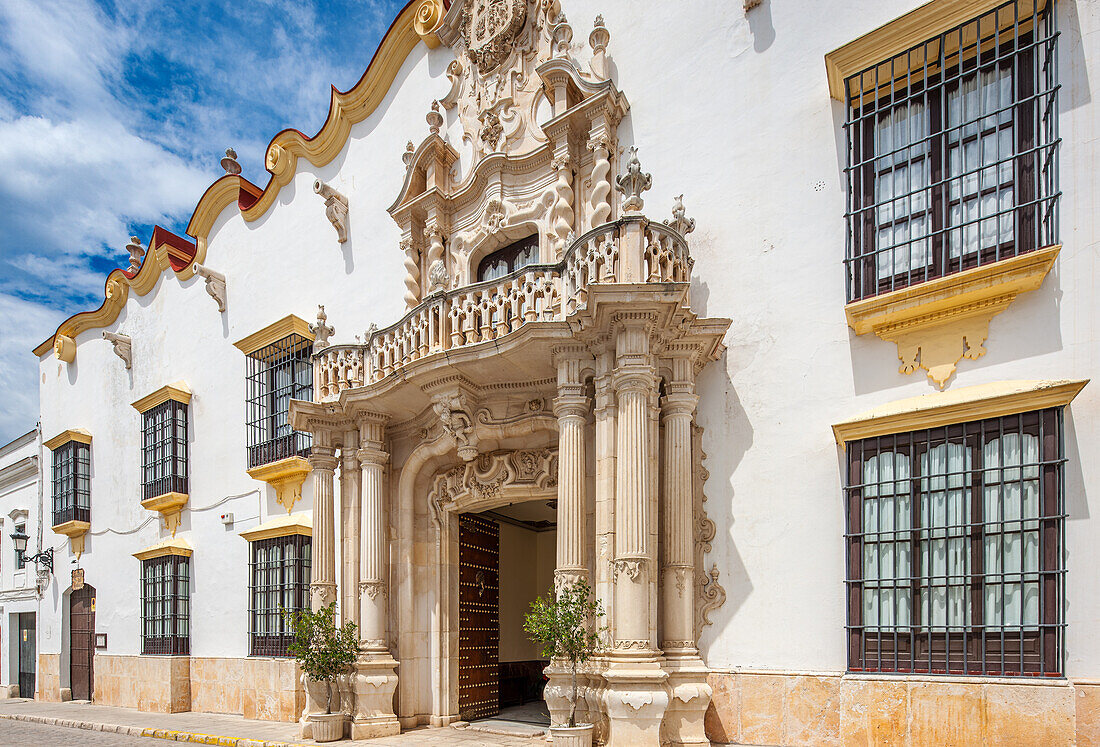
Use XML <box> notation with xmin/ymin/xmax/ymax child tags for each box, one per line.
<box><xmin>920</xmin><ymin>443</ymin><xmax>972</xmax><ymax>630</ymax></box>
<box><xmin>984</xmin><ymin>432</ymin><xmax>1040</xmax><ymax>628</ymax></box>
<box><xmin>862</xmin><ymin>451</ymin><xmax>912</xmax><ymax>630</ymax></box>
<box><xmin>874</xmin><ymin>102</ymin><xmax>932</xmax><ymax>279</ymax></box>
<box><xmin>947</xmin><ymin>65</ymin><xmax>1015</xmax><ymax>260</ymax></box>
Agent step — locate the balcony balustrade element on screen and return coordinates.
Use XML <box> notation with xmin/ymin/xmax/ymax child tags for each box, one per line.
<box><xmin>313</xmin><ymin>216</ymin><xmax>692</xmax><ymax>401</ymax></box>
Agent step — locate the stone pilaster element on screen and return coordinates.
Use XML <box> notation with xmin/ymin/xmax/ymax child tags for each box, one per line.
<box><xmin>308</xmin><ymin>448</ymin><xmax>339</xmax><ymax>611</ymax></box>
<box><xmin>604</xmin><ymin>314</ymin><xmax>668</xmax><ymax>747</ymax></box>
<box><xmin>659</xmin><ymin>355</ymin><xmax>712</xmax><ymax>746</ymax></box>
<box><xmin>553</xmin><ymin>346</ymin><xmax>590</xmax><ymax>590</ymax></box>
<box><xmin>351</xmin><ymin>415</ymin><xmax>400</xmax><ymax>739</ymax></box>
<box><xmin>593</xmin><ymin>343</ymin><xmax>617</xmax><ymax>633</ymax></box>
<box><xmin>340</xmin><ymin>431</ymin><xmax>361</xmax><ymax>628</ymax></box>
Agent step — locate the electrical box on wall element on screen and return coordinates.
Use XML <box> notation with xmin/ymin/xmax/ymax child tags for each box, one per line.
<box><xmin>220</xmin><ymin>512</ymin><xmax>234</xmax><ymax>526</ymax></box>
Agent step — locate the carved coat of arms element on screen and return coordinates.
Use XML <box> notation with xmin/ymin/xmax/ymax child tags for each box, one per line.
<box><xmin>464</xmin><ymin>0</ymin><xmax>527</xmax><ymax>73</ymax></box>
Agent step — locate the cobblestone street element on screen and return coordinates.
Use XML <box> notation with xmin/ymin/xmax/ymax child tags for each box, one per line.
<box><xmin>0</xmin><ymin>719</ymin><xmax>160</xmax><ymax>746</ymax></box>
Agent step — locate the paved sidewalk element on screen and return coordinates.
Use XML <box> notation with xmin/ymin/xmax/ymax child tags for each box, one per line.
<box><xmin>0</xmin><ymin>698</ymin><xmax>543</xmax><ymax>745</ymax></box>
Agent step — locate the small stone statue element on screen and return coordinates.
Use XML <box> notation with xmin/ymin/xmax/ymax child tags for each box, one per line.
<box><xmin>221</xmin><ymin>148</ymin><xmax>242</xmax><ymax>176</ymax></box>
<box><xmin>615</xmin><ymin>146</ymin><xmax>652</xmax><ymax>213</ymax></box>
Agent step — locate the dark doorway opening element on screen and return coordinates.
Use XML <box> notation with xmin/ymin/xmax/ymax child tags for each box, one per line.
<box><xmin>17</xmin><ymin>613</ymin><xmax>35</xmax><ymax>698</ymax></box>
<box><xmin>70</xmin><ymin>584</ymin><xmax>96</xmax><ymax>701</ymax></box>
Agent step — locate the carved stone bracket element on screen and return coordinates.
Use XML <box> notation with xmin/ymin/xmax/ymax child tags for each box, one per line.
<box><xmin>193</xmin><ymin>264</ymin><xmax>227</xmax><ymax>312</ymax></box>
<box><xmin>696</xmin><ymin>564</ymin><xmax>726</xmax><ymax>640</ymax></box>
<box><xmin>431</xmin><ymin>393</ymin><xmax>479</xmax><ymax>461</ymax></box>
<box><xmin>314</xmin><ymin>180</ymin><xmax>349</xmax><ymax>243</ymax></box>
<box><xmin>102</xmin><ymin>331</ymin><xmax>132</xmax><ymax>369</ymax></box>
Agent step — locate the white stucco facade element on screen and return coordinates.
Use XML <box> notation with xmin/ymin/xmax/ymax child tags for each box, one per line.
<box><xmin>25</xmin><ymin>0</ymin><xmax>1100</xmax><ymax>743</ymax></box>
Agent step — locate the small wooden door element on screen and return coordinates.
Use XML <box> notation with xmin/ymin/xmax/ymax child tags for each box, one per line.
<box><xmin>70</xmin><ymin>585</ymin><xmax>96</xmax><ymax>701</ymax></box>
<box><xmin>458</xmin><ymin>513</ymin><xmax>499</xmax><ymax>721</ymax></box>
<box><xmin>17</xmin><ymin>613</ymin><xmax>35</xmax><ymax>698</ymax></box>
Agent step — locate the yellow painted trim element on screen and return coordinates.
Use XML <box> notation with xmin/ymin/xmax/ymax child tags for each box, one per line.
<box><xmin>133</xmin><ymin>536</ymin><xmax>193</xmax><ymax>561</ymax></box>
<box><xmin>34</xmin><ymin>0</ymin><xmax>433</xmax><ymax>355</ymax></box>
<box><xmin>44</xmin><ymin>429</ymin><xmax>93</xmax><ymax>451</ymax></box>
<box><xmin>239</xmin><ymin>512</ymin><xmax>313</xmax><ymax>542</ymax></box>
<box><xmin>845</xmin><ymin>246</ymin><xmax>1060</xmax><ymax>336</ymax></box>
<box><xmin>247</xmin><ymin>456</ymin><xmax>312</xmax><ymax>514</ymax></box>
<box><xmin>832</xmin><ymin>379</ymin><xmax>1088</xmax><ymax>445</ymax></box>
<box><xmin>140</xmin><ymin>492</ymin><xmax>189</xmax><ymax>536</ymax></box>
<box><xmin>825</xmin><ymin>0</ymin><xmax>1048</xmax><ymax>100</ymax></box>
<box><xmin>51</xmin><ymin>520</ymin><xmax>90</xmax><ymax>539</ymax></box>
<box><xmin>233</xmin><ymin>315</ymin><xmax>314</xmax><ymax>356</ymax></box>
<box><xmin>132</xmin><ymin>382</ymin><xmax>192</xmax><ymax>413</ymax></box>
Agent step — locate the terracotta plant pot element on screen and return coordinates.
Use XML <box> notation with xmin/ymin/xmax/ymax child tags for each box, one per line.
<box><xmin>549</xmin><ymin>723</ymin><xmax>594</xmax><ymax>747</ymax></box>
<box><xmin>309</xmin><ymin>712</ymin><xmax>346</xmax><ymax>743</ymax></box>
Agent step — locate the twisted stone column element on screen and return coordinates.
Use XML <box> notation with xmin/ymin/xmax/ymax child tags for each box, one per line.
<box><xmin>340</xmin><ymin>433</ymin><xmax>361</xmax><ymax>628</ymax></box>
<box><xmin>351</xmin><ymin>416</ymin><xmax>400</xmax><ymax>739</ymax></box>
<box><xmin>308</xmin><ymin>448</ymin><xmax>339</xmax><ymax>611</ymax></box>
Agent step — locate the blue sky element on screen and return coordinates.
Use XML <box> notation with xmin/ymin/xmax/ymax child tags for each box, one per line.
<box><xmin>0</xmin><ymin>0</ymin><xmax>406</xmax><ymax>444</ymax></box>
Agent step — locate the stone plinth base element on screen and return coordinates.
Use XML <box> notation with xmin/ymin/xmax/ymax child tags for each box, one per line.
<box><xmin>663</xmin><ymin>657</ymin><xmax>712</xmax><ymax>746</ymax></box>
<box><xmin>602</xmin><ymin>660</ymin><xmax>669</xmax><ymax>747</ymax></box>
<box><xmin>93</xmin><ymin>654</ymin><xmax>191</xmax><ymax>713</ymax></box>
<box><xmin>349</xmin><ymin>656</ymin><xmax>400</xmax><ymax>740</ymax></box>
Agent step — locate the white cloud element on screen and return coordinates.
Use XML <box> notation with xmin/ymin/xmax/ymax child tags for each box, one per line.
<box><xmin>0</xmin><ymin>293</ymin><xmax>64</xmax><ymax>444</ymax></box>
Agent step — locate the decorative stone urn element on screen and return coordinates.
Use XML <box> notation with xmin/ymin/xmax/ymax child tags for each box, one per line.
<box><xmin>308</xmin><ymin>711</ymin><xmax>345</xmax><ymax>743</ymax></box>
<box><xmin>550</xmin><ymin>723</ymin><xmax>595</xmax><ymax>747</ymax></box>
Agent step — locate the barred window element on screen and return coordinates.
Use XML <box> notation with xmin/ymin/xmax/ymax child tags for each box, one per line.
<box><xmin>141</xmin><ymin>400</ymin><xmax>188</xmax><ymax>500</ymax></box>
<box><xmin>52</xmin><ymin>440</ymin><xmax>90</xmax><ymax>526</ymax></box>
<box><xmin>477</xmin><ymin>234</ymin><xmax>539</xmax><ymax>282</ymax></box>
<box><xmin>845</xmin><ymin>408</ymin><xmax>1064</xmax><ymax>676</ymax></box>
<box><xmin>141</xmin><ymin>555</ymin><xmax>190</xmax><ymax>655</ymax></box>
<box><xmin>245</xmin><ymin>334</ymin><xmax>313</xmax><ymax>469</ymax></box>
<box><xmin>249</xmin><ymin>535</ymin><xmax>311</xmax><ymax>657</ymax></box>
<box><xmin>844</xmin><ymin>1</ymin><xmax>1058</xmax><ymax>302</ymax></box>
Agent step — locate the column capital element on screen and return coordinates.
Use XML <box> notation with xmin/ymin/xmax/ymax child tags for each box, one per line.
<box><xmin>308</xmin><ymin>448</ymin><xmax>339</xmax><ymax>472</ymax></box>
<box><xmin>612</xmin><ymin>366</ymin><xmax>657</xmax><ymax>396</ymax></box>
<box><xmin>660</xmin><ymin>390</ymin><xmax>698</xmax><ymax>419</ymax></box>
<box><xmin>357</xmin><ymin>446</ymin><xmax>389</xmax><ymax>467</ymax></box>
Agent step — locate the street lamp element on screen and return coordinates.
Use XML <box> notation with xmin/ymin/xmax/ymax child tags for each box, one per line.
<box><xmin>10</xmin><ymin>528</ymin><xmax>52</xmax><ymax>573</ymax></box>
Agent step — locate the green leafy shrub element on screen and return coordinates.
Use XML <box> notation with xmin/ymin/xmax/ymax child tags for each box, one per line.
<box><xmin>285</xmin><ymin>602</ymin><xmax>360</xmax><ymax>714</ymax></box>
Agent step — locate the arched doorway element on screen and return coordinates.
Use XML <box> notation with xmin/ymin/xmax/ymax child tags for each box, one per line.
<box><xmin>69</xmin><ymin>584</ymin><xmax>95</xmax><ymax>701</ymax></box>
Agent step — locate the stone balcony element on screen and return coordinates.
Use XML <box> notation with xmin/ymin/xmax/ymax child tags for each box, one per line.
<box><xmin>312</xmin><ymin>214</ymin><xmax>693</xmax><ymax>401</ymax></box>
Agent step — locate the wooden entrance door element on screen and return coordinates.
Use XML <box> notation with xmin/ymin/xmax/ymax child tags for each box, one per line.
<box><xmin>17</xmin><ymin>613</ymin><xmax>35</xmax><ymax>698</ymax></box>
<box><xmin>70</xmin><ymin>585</ymin><xmax>96</xmax><ymax>701</ymax></box>
<box><xmin>458</xmin><ymin>513</ymin><xmax>499</xmax><ymax>721</ymax></box>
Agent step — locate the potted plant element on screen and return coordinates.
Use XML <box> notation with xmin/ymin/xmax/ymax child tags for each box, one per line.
<box><xmin>524</xmin><ymin>578</ymin><xmax>605</xmax><ymax>747</ymax></box>
<box><xmin>285</xmin><ymin>602</ymin><xmax>360</xmax><ymax>743</ymax></box>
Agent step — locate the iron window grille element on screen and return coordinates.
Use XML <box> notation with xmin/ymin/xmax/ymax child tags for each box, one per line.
<box><xmin>52</xmin><ymin>440</ymin><xmax>90</xmax><ymax>526</ymax></box>
<box><xmin>843</xmin><ymin>1</ymin><xmax>1058</xmax><ymax>302</ymax></box>
<box><xmin>141</xmin><ymin>400</ymin><xmax>189</xmax><ymax>500</ymax></box>
<box><xmin>245</xmin><ymin>334</ymin><xmax>313</xmax><ymax>469</ymax></box>
<box><xmin>477</xmin><ymin>234</ymin><xmax>540</xmax><ymax>282</ymax></box>
<box><xmin>141</xmin><ymin>555</ymin><xmax>190</xmax><ymax>655</ymax></box>
<box><xmin>248</xmin><ymin>534</ymin><xmax>312</xmax><ymax>657</ymax></box>
<box><xmin>844</xmin><ymin>408</ymin><xmax>1064</xmax><ymax>677</ymax></box>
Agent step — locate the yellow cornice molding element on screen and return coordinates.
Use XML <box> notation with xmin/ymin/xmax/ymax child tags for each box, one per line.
<box><xmin>44</xmin><ymin>429</ymin><xmax>92</xmax><ymax>451</ymax></box>
<box><xmin>825</xmin><ymin>0</ymin><xmax>1048</xmax><ymax>100</ymax></box>
<box><xmin>133</xmin><ymin>535</ymin><xmax>193</xmax><ymax>561</ymax></box>
<box><xmin>141</xmin><ymin>492</ymin><xmax>189</xmax><ymax>536</ymax></box>
<box><xmin>247</xmin><ymin>456</ymin><xmax>312</xmax><ymax>514</ymax></box>
<box><xmin>34</xmin><ymin>0</ymin><xmax>435</xmax><ymax>355</ymax></box>
<box><xmin>239</xmin><ymin>512</ymin><xmax>312</xmax><ymax>542</ymax></box>
<box><xmin>132</xmin><ymin>382</ymin><xmax>192</xmax><ymax>413</ymax></box>
<box><xmin>52</xmin><ymin>519</ymin><xmax>91</xmax><ymax>559</ymax></box>
<box><xmin>845</xmin><ymin>246</ymin><xmax>1059</xmax><ymax>388</ymax></box>
<box><xmin>833</xmin><ymin>379</ymin><xmax>1088</xmax><ymax>445</ymax></box>
<box><xmin>233</xmin><ymin>315</ymin><xmax>314</xmax><ymax>356</ymax></box>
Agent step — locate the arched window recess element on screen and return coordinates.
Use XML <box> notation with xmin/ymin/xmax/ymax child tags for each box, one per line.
<box><xmin>476</xmin><ymin>234</ymin><xmax>540</xmax><ymax>282</ymax></box>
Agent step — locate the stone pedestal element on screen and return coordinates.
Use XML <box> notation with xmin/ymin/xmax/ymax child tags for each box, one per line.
<box><xmin>350</xmin><ymin>656</ymin><xmax>401</xmax><ymax>739</ymax></box>
<box><xmin>602</xmin><ymin>662</ymin><xmax>670</xmax><ymax>747</ymax></box>
<box><xmin>663</xmin><ymin>658</ymin><xmax>713</xmax><ymax>746</ymax></box>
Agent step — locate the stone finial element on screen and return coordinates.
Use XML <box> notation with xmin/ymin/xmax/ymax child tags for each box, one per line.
<box><xmin>193</xmin><ymin>264</ymin><xmax>227</xmax><ymax>312</ymax></box>
<box><xmin>668</xmin><ymin>194</ymin><xmax>696</xmax><ymax>235</ymax></box>
<box><xmin>615</xmin><ymin>146</ymin><xmax>652</xmax><ymax>213</ymax></box>
<box><xmin>102</xmin><ymin>331</ymin><xmax>132</xmax><ymax>369</ymax></box>
<box><xmin>427</xmin><ymin>100</ymin><xmax>444</xmax><ymax>136</ymax></box>
<box><xmin>552</xmin><ymin>13</ymin><xmax>573</xmax><ymax>58</ymax></box>
<box><xmin>744</xmin><ymin>0</ymin><xmax>763</xmax><ymax>10</ymax></box>
<box><xmin>313</xmin><ymin>180</ymin><xmax>349</xmax><ymax>243</ymax></box>
<box><xmin>402</xmin><ymin>140</ymin><xmax>415</xmax><ymax>167</ymax></box>
<box><xmin>310</xmin><ymin>305</ymin><xmax>335</xmax><ymax>350</ymax></box>
<box><xmin>221</xmin><ymin>148</ymin><xmax>242</xmax><ymax>176</ymax></box>
<box><xmin>125</xmin><ymin>236</ymin><xmax>145</xmax><ymax>272</ymax></box>
<box><xmin>589</xmin><ymin>15</ymin><xmax>610</xmax><ymax>79</ymax></box>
